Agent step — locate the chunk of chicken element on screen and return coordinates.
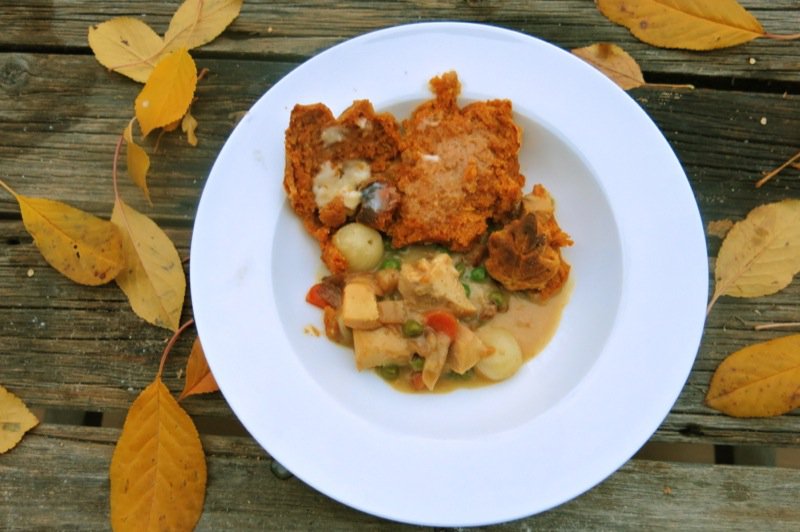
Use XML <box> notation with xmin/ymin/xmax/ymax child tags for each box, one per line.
<box><xmin>352</xmin><ymin>327</ymin><xmax>416</xmax><ymax>370</ymax></box>
<box><xmin>341</xmin><ymin>282</ymin><xmax>380</xmax><ymax>329</ymax></box>
<box><xmin>377</xmin><ymin>300</ymin><xmax>407</xmax><ymax>324</ymax></box>
<box><xmin>418</xmin><ymin>330</ymin><xmax>451</xmax><ymax>390</ymax></box>
<box><xmin>448</xmin><ymin>323</ymin><xmax>492</xmax><ymax>374</ymax></box>
<box><xmin>397</xmin><ymin>253</ymin><xmax>476</xmax><ymax>317</ymax></box>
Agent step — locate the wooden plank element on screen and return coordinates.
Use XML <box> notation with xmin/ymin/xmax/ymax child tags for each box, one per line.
<box><xmin>2</xmin><ymin>424</ymin><xmax>800</xmax><ymax>529</ymax></box>
<box><xmin>1</xmin><ymin>53</ymin><xmax>799</xmax><ymax>221</ymax></box>
<box><xmin>3</xmin><ymin>1</ymin><xmax>800</xmax><ymax>82</ymax></box>
<box><xmin>2</xmin><ymin>53</ymin><xmax>800</xmax><ymax>445</ymax></box>
<box><xmin>4</xmin><ymin>208</ymin><xmax>800</xmax><ymax>446</ymax></box>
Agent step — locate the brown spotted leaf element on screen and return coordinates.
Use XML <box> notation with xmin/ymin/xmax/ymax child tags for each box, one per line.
<box><xmin>707</xmin><ymin>334</ymin><xmax>800</xmax><ymax>417</ymax></box>
<box><xmin>0</xmin><ymin>385</ymin><xmax>39</xmax><ymax>453</ymax></box>
<box><xmin>0</xmin><ymin>179</ymin><xmax>124</xmax><ymax>286</ymax></box>
<box><xmin>708</xmin><ymin>200</ymin><xmax>800</xmax><ymax>312</ymax></box>
<box><xmin>110</xmin><ymin>377</ymin><xmax>206</xmax><ymax>530</ymax></box>
<box><xmin>111</xmin><ymin>198</ymin><xmax>185</xmax><ymax>331</ymax></box>
<box><xmin>88</xmin><ymin>17</ymin><xmax>164</xmax><ymax>83</ymax></box>
<box><xmin>179</xmin><ymin>338</ymin><xmax>219</xmax><ymax>400</ymax></box>
<box><xmin>572</xmin><ymin>43</ymin><xmax>645</xmax><ymax>90</ymax></box>
<box><xmin>163</xmin><ymin>0</ymin><xmax>243</xmax><ymax>53</ymax></box>
<box><xmin>595</xmin><ymin>0</ymin><xmax>764</xmax><ymax>50</ymax></box>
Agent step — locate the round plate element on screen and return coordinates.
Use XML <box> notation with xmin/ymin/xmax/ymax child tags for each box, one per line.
<box><xmin>191</xmin><ymin>22</ymin><xmax>707</xmax><ymax>526</ymax></box>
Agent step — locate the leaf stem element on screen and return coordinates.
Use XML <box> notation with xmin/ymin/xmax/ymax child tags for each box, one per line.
<box><xmin>763</xmin><ymin>32</ymin><xmax>800</xmax><ymax>41</ymax></box>
<box><xmin>0</xmin><ymin>177</ymin><xmax>17</xmax><ymax>198</ymax></box>
<box><xmin>755</xmin><ymin>148</ymin><xmax>800</xmax><ymax>188</ymax></box>
<box><xmin>112</xmin><ymin>133</ymin><xmax>124</xmax><ymax>202</ymax></box>
<box><xmin>754</xmin><ymin>321</ymin><xmax>800</xmax><ymax>331</ymax></box>
<box><xmin>158</xmin><ymin>319</ymin><xmax>195</xmax><ymax>379</ymax></box>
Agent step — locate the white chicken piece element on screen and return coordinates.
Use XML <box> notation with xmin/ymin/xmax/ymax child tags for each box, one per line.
<box><xmin>397</xmin><ymin>253</ymin><xmax>476</xmax><ymax>317</ymax></box>
<box><xmin>352</xmin><ymin>327</ymin><xmax>416</xmax><ymax>370</ymax></box>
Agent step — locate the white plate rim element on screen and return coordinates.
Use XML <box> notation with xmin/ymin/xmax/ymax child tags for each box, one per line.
<box><xmin>190</xmin><ymin>22</ymin><xmax>708</xmax><ymax>526</ymax></box>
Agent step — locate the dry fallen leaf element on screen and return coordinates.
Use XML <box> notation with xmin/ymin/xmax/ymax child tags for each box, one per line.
<box><xmin>163</xmin><ymin>0</ymin><xmax>243</xmax><ymax>53</ymax></box>
<box><xmin>135</xmin><ymin>48</ymin><xmax>197</xmax><ymax>137</ymax></box>
<box><xmin>181</xmin><ymin>111</ymin><xmax>199</xmax><ymax>146</ymax></box>
<box><xmin>88</xmin><ymin>17</ymin><xmax>165</xmax><ymax>83</ymax></box>
<box><xmin>707</xmin><ymin>334</ymin><xmax>800</xmax><ymax>417</ymax></box>
<box><xmin>0</xmin><ymin>385</ymin><xmax>39</xmax><ymax>453</ymax></box>
<box><xmin>111</xmin><ymin>198</ymin><xmax>185</xmax><ymax>331</ymax></box>
<box><xmin>572</xmin><ymin>43</ymin><xmax>645</xmax><ymax>90</ymax></box>
<box><xmin>179</xmin><ymin>338</ymin><xmax>219</xmax><ymax>400</ymax></box>
<box><xmin>708</xmin><ymin>200</ymin><xmax>800</xmax><ymax>312</ymax></box>
<box><xmin>707</xmin><ymin>219</ymin><xmax>734</xmax><ymax>239</ymax></box>
<box><xmin>124</xmin><ymin>121</ymin><xmax>152</xmax><ymax>204</ymax></box>
<box><xmin>0</xmin><ymin>179</ymin><xmax>124</xmax><ymax>286</ymax></box>
<box><xmin>595</xmin><ymin>0</ymin><xmax>764</xmax><ymax>50</ymax></box>
<box><xmin>110</xmin><ymin>377</ymin><xmax>206</xmax><ymax>531</ymax></box>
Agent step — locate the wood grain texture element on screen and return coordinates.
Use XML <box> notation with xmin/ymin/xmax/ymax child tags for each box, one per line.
<box><xmin>3</xmin><ymin>1</ymin><xmax>800</xmax><ymax>83</ymax></box>
<box><xmin>4</xmin><ymin>0</ymin><xmax>800</xmax><ymax>528</ymax></box>
<box><xmin>3</xmin><ymin>424</ymin><xmax>800</xmax><ymax>529</ymax></box>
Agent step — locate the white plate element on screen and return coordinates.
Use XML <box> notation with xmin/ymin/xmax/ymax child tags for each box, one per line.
<box><xmin>191</xmin><ymin>22</ymin><xmax>707</xmax><ymax>526</ymax></box>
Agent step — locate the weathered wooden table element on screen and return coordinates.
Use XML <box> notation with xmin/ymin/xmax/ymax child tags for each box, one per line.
<box><xmin>3</xmin><ymin>1</ymin><xmax>800</xmax><ymax>529</ymax></box>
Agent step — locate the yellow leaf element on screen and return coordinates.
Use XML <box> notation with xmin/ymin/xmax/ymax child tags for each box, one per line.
<box><xmin>0</xmin><ymin>179</ymin><xmax>124</xmax><ymax>286</ymax></box>
<box><xmin>179</xmin><ymin>338</ymin><xmax>219</xmax><ymax>400</ymax></box>
<box><xmin>88</xmin><ymin>17</ymin><xmax>164</xmax><ymax>83</ymax></box>
<box><xmin>181</xmin><ymin>111</ymin><xmax>199</xmax><ymax>146</ymax></box>
<box><xmin>163</xmin><ymin>0</ymin><xmax>243</xmax><ymax>53</ymax></box>
<box><xmin>110</xmin><ymin>377</ymin><xmax>206</xmax><ymax>531</ymax></box>
<box><xmin>572</xmin><ymin>43</ymin><xmax>645</xmax><ymax>90</ymax></box>
<box><xmin>124</xmin><ymin>122</ymin><xmax>152</xmax><ymax>204</ymax></box>
<box><xmin>135</xmin><ymin>49</ymin><xmax>197</xmax><ymax>137</ymax></box>
<box><xmin>707</xmin><ymin>334</ymin><xmax>800</xmax><ymax>417</ymax></box>
<box><xmin>707</xmin><ymin>219</ymin><xmax>734</xmax><ymax>239</ymax></box>
<box><xmin>708</xmin><ymin>200</ymin><xmax>800</xmax><ymax>312</ymax></box>
<box><xmin>595</xmin><ymin>0</ymin><xmax>764</xmax><ymax>50</ymax></box>
<box><xmin>111</xmin><ymin>198</ymin><xmax>185</xmax><ymax>331</ymax></box>
<box><xmin>0</xmin><ymin>385</ymin><xmax>39</xmax><ymax>453</ymax></box>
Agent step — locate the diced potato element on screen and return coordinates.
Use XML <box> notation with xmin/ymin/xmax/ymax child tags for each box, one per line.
<box><xmin>332</xmin><ymin>223</ymin><xmax>384</xmax><ymax>272</ymax></box>
<box><xmin>352</xmin><ymin>327</ymin><xmax>416</xmax><ymax>370</ymax></box>
<box><xmin>377</xmin><ymin>300</ymin><xmax>407</xmax><ymax>324</ymax></box>
<box><xmin>398</xmin><ymin>253</ymin><xmax>476</xmax><ymax>316</ymax></box>
<box><xmin>449</xmin><ymin>323</ymin><xmax>491</xmax><ymax>374</ymax></box>
<box><xmin>341</xmin><ymin>283</ymin><xmax>380</xmax><ymax>330</ymax></box>
<box><xmin>475</xmin><ymin>327</ymin><xmax>523</xmax><ymax>381</ymax></box>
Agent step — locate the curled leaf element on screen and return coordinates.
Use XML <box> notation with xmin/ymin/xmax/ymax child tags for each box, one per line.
<box><xmin>111</xmin><ymin>198</ymin><xmax>185</xmax><ymax>331</ymax></box>
<box><xmin>88</xmin><ymin>17</ymin><xmax>164</xmax><ymax>83</ymax></box>
<box><xmin>164</xmin><ymin>0</ymin><xmax>243</xmax><ymax>53</ymax></box>
<box><xmin>708</xmin><ymin>200</ymin><xmax>800</xmax><ymax>312</ymax></box>
<box><xmin>179</xmin><ymin>338</ymin><xmax>219</xmax><ymax>400</ymax></box>
<box><xmin>572</xmin><ymin>43</ymin><xmax>645</xmax><ymax>90</ymax></box>
<box><xmin>707</xmin><ymin>334</ymin><xmax>800</xmax><ymax>417</ymax></box>
<box><xmin>0</xmin><ymin>179</ymin><xmax>124</xmax><ymax>286</ymax></box>
<box><xmin>0</xmin><ymin>385</ymin><xmax>39</xmax><ymax>453</ymax></box>
<box><xmin>707</xmin><ymin>219</ymin><xmax>734</xmax><ymax>239</ymax></box>
<box><xmin>135</xmin><ymin>49</ymin><xmax>197</xmax><ymax>137</ymax></box>
<box><xmin>124</xmin><ymin>121</ymin><xmax>152</xmax><ymax>204</ymax></box>
<box><xmin>110</xmin><ymin>377</ymin><xmax>206</xmax><ymax>531</ymax></box>
<box><xmin>595</xmin><ymin>0</ymin><xmax>764</xmax><ymax>50</ymax></box>
<box><xmin>181</xmin><ymin>111</ymin><xmax>199</xmax><ymax>146</ymax></box>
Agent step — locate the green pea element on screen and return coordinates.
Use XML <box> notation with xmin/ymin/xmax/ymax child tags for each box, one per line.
<box><xmin>462</xmin><ymin>282</ymin><xmax>471</xmax><ymax>297</ymax></box>
<box><xmin>448</xmin><ymin>368</ymin><xmax>474</xmax><ymax>380</ymax></box>
<box><xmin>380</xmin><ymin>256</ymin><xmax>401</xmax><ymax>270</ymax></box>
<box><xmin>409</xmin><ymin>355</ymin><xmax>424</xmax><ymax>371</ymax></box>
<box><xmin>470</xmin><ymin>265</ymin><xmax>487</xmax><ymax>282</ymax></box>
<box><xmin>402</xmin><ymin>319</ymin><xmax>424</xmax><ymax>338</ymax></box>
<box><xmin>378</xmin><ymin>365</ymin><xmax>399</xmax><ymax>380</ymax></box>
<box><xmin>488</xmin><ymin>290</ymin><xmax>509</xmax><ymax>312</ymax></box>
